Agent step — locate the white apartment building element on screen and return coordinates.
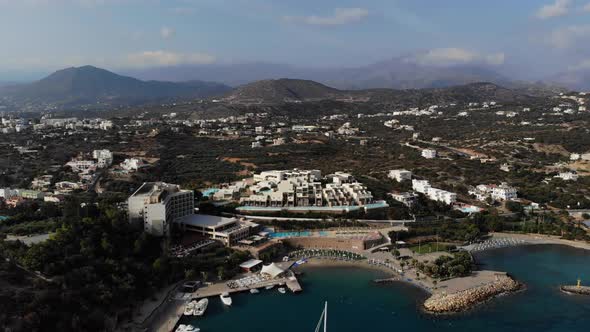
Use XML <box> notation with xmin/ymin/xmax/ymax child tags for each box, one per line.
<box><xmin>557</xmin><ymin>172</ymin><xmax>579</xmax><ymax>181</ymax></box>
<box><xmin>66</xmin><ymin>159</ymin><xmax>97</xmax><ymax>173</ymax></box>
<box><xmin>127</xmin><ymin>182</ymin><xmax>194</xmax><ymax>237</ymax></box>
<box><xmin>92</xmin><ymin>149</ymin><xmax>113</xmax><ymax>168</ymax></box>
<box><xmin>389</xmin><ymin>192</ymin><xmax>418</xmax><ymax>207</ymax></box>
<box><xmin>120</xmin><ymin>158</ymin><xmax>145</xmax><ymax>171</ymax></box>
<box><xmin>412</xmin><ymin>179</ymin><xmax>456</xmax><ymax>205</ymax></box>
<box><xmin>491</xmin><ymin>183</ymin><xmax>518</xmax><ymax>201</ymax></box>
<box><xmin>388</xmin><ymin>169</ymin><xmax>412</xmax><ymax>182</ymax></box>
<box><xmin>422</xmin><ymin>149</ymin><xmax>437</xmax><ymax>159</ymax></box>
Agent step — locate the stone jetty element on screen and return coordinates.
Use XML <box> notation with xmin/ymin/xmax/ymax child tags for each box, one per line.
<box><xmin>423</xmin><ymin>274</ymin><xmax>521</xmax><ymax>313</ymax></box>
<box><xmin>560</xmin><ymin>285</ymin><xmax>590</xmax><ymax>295</ymax></box>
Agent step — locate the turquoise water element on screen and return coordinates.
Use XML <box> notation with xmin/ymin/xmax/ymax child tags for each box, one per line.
<box><xmin>182</xmin><ymin>245</ymin><xmax>590</xmax><ymax>332</ymax></box>
<box><xmin>269</xmin><ymin>231</ymin><xmax>312</xmax><ymax>239</ymax></box>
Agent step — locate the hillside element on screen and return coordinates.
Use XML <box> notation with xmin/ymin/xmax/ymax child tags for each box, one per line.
<box><xmin>547</xmin><ymin>69</ymin><xmax>590</xmax><ymax>91</ymax></box>
<box><xmin>221</xmin><ymin>78</ymin><xmax>346</xmax><ymax>103</ymax></box>
<box><xmin>221</xmin><ymin>79</ymin><xmax>535</xmax><ymax>105</ymax></box>
<box><xmin>0</xmin><ymin>66</ymin><xmax>231</xmax><ymax>107</ymax></box>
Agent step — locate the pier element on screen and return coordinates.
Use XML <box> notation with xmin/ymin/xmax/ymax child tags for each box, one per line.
<box><xmin>560</xmin><ymin>285</ymin><xmax>590</xmax><ymax>295</ymax></box>
<box><xmin>190</xmin><ymin>273</ymin><xmax>302</xmax><ymax>299</ymax></box>
<box><xmin>152</xmin><ymin>272</ymin><xmax>302</xmax><ymax>332</ymax></box>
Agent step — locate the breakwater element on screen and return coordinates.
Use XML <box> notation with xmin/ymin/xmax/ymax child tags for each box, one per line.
<box><xmin>560</xmin><ymin>285</ymin><xmax>590</xmax><ymax>295</ymax></box>
<box><xmin>423</xmin><ymin>274</ymin><xmax>522</xmax><ymax>313</ymax></box>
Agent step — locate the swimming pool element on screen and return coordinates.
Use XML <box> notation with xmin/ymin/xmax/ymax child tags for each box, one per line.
<box><xmin>269</xmin><ymin>231</ymin><xmax>312</xmax><ymax>239</ymax></box>
<box><xmin>201</xmin><ymin>188</ymin><xmax>220</xmax><ymax>197</ymax></box>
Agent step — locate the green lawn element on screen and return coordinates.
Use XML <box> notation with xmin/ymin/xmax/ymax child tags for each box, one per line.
<box><xmin>408</xmin><ymin>242</ymin><xmax>454</xmax><ymax>254</ymax></box>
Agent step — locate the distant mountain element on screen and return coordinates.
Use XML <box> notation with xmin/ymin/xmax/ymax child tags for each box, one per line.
<box><xmin>222</xmin><ymin>79</ymin><xmax>345</xmax><ymax>103</ymax></box>
<box><xmin>221</xmin><ymin>79</ymin><xmax>534</xmax><ymax>105</ymax></box>
<box><xmin>547</xmin><ymin>69</ymin><xmax>590</xmax><ymax>91</ymax></box>
<box><xmin>124</xmin><ymin>57</ymin><xmax>546</xmax><ymax>92</ymax></box>
<box><xmin>0</xmin><ymin>66</ymin><xmax>231</xmax><ymax>107</ymax></box>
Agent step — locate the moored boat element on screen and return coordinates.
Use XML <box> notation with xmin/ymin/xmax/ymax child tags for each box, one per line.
<box><xmin>250</xmin><ymin>288</ymin><xmax>260</xmax><ymax>294</ymax></box>
<box><xmin>278</xmin><ymin>287</ymin><xmax>286</xmax><ymax>294</ymax></box>
<box><xmin>183</xmin><ymin>301</ymin><xmax>196</xmax><ymax>316</ymax></box>
<box><xmin>193</xmin><ymin>298</ymin><xmax>209</xmax><ymax>316</ymax></box>
<box><xmin>220</xmin><ymin>292</ymin><xmax>232</xmax><ymax>306</ymax></box>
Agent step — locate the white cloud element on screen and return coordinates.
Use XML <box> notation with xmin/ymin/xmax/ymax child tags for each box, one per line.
<box><xmin>407</xmin><ymin>48</ymin><xmax>505</xmax><ymax>66</ymax></box>
<box><xmin>283</xmin><ymin>8</ymin><xmax>368</xmax><ymax>26</ymax></box>
<box><xmin>548</xmin><ymin>25</ymin><xmax>590</xmax><ymax>49</ymax></box>
<box><xmin>160</xmin><ymin>26</ymin><xmax>175</xmax><ymax>39</ymax></box>
<box><xmin>568</xmin><ymin>59</ymin><xmax>590</xmax><ymax>70</ymax></box>
<box><xmin>536</xmin><ymin>0</ymin><xmax>571</xmax><ymax>19</ymax></box>
<box><xmin>126</xmin><ymin>50</ymin><xmax>216</xmax><ymax>67</ymax></box>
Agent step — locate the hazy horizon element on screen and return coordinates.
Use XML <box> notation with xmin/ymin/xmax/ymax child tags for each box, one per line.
<box><xmin>1</xmin><ymin>0</ymin><xmax>590</xmax><ymax>82</ymax></box>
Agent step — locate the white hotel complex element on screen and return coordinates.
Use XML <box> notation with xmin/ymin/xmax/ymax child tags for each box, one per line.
<box><xmin>240</xmin><ymin>169</ymin><xmax>374</xmax><ymax>208</ymax></box>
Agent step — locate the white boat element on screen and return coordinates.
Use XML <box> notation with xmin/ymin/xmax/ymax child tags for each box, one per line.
<box><xmin>193</xmin><ymin>298</ymin><xmax>209</xmax><ymax>316</ymax></box>
<box><xmin>265</xmin><ymin>285</ymin><xmax>274</xmax><ymax>290</ymax></box>
<box><xmin>296</xmin><ymin>259</ymin><xmax>307</xmax><ymax>265</ymax></box>
<box><xmin>278</xmin><ymin>287</ymin><xmax>286</xmax><ymax>294</ymax></box>
<box><xmin>183</xmin><ymin>301</ymin><xmax>196</xmax><ymax>316</ymax></box>
<box><xmin>184</xmin><ymin>324</ymin><xmax>200</xmax><ymax>332</ymax></box>
<box><xmin>250</xmin><ymin>288</ymin><xmax>260</xmax><ymax>294</ymax></box>
<box><xmin>176</xmin><ymin>324</ymin><xmax>187</xmax><ymax>332</ymax></box>
<box><xmin>220</xmin><ymin>292</ymin><xmax>232</xmax><ymax>306</ymax></box>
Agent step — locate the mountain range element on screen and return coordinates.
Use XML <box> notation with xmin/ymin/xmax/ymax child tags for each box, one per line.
<box><xmin>123</xmin><ymin>56</ymin><xmax>586</xmax><ymax>91</ymax></box>
<box><xmin>0</xmin><ymin>66</ymin><xmax>231</xmax><ymax>107</ymax></box>
<box><xmin>220</xmin><ymin>79</ymin><xmax>535</xmax><ymax>105</ymax></box>
<box><xmin>0</xmin><ymin>62</ymin><xmax>576</xmax><ymax>110</ymax></box>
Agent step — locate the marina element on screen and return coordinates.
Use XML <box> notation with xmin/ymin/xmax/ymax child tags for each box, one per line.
<box><xmin>172</xmin><ymin>245</ymin><xmax>590</xmax><ymax>332</ymax></box>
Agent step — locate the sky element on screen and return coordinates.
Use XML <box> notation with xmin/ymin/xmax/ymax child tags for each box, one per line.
<box><xmin>1</xmin><ymin>0</ymin><xmax>590</xmax><ymax>80</ymax></box>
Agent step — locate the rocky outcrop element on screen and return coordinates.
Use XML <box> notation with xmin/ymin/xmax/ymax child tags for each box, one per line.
<box><xmin>424</xmin><ymin>275</ymin><xmax>522</xmax><ymax>313</ymax></box>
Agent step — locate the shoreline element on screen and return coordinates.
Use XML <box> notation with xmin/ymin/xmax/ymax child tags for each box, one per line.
<box><xmin>489</xmin><ymin>233</ymin><xmax>590</xmax><ymax>251</ymax></box>
<box><xmin>297</xmin><ymin>257</ymin><xmax>526</xmax><ymax>314</ymax></box>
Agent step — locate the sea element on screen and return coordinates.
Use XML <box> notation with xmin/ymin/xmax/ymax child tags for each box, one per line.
<box><xmin>181</xmin><ymin>244</ymin><xmax>590</xmax><ymax>332</ymax></box>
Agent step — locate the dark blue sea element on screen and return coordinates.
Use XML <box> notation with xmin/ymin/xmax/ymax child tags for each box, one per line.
<box><xmin>182</xmin><ymin>244</ymin><xmax>590</xmax><ymax>331</ymax></box>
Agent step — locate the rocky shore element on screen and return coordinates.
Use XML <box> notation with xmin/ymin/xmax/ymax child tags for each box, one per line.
<box><xmin>423</xmin><ymin>274</ymin><xmax>522</xmax><ymax>313</ymax></box>
<box><xmin>560</xmin><ymin>285</ymin><xmax>590</xmax><ymax>295</ymax></box>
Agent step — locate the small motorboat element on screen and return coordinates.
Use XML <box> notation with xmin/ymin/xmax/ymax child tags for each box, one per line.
<box><xmin>265</xmin><ymin>285</ymin><xmax>274</xmax><ymax>290</ymax></box>
<box><xmin>183</xmin><ymin>301</ymin><xmax>196</xmax><ymax>316</ymax></box>
<box><xmin>184</xmin><ymin>325</ymin><xmax>200</xmax><ymax>332</ymax></box>
<box><xmin>278</xmin><ymin>287</ymin><xmax>287</xmax><ymax>294</ymax></box>
<box><xmin>250</xmin><ymin>288</ymin><xmax>260</xmax><ymax>294</ymax></box>
<box><xmin>220</xmin><ymin>292</ymin><xmax>232</xmax><ymax>306</ymax></box>
<box><xmin>193</xmin><ymin>298</ymin><xmax>209</xmax><ymax>316</ymax></box>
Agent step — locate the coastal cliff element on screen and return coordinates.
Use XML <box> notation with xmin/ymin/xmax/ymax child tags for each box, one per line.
<box><xmin>424</xmin><ymin>274</ymin><xmax>522</xmax><ymax>313</ymax></box>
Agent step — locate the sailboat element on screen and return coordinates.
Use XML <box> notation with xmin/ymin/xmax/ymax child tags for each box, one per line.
<box><xmin>314</xmin><ymin>302</ymin><xmax>327</xmax><ymax>332</ymax></box>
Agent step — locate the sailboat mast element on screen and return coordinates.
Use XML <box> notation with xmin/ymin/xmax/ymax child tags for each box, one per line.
<box><xmin>324</xmin><ymin>301</ymin><xmax>327</xmax><ymax>332</ymax></box>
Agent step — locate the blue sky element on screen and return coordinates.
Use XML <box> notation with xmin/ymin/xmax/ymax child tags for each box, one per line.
<box><xmin>1</xmin><ymin>0</ymin><xmax>590</xmax><ymax>79</ymax></box>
